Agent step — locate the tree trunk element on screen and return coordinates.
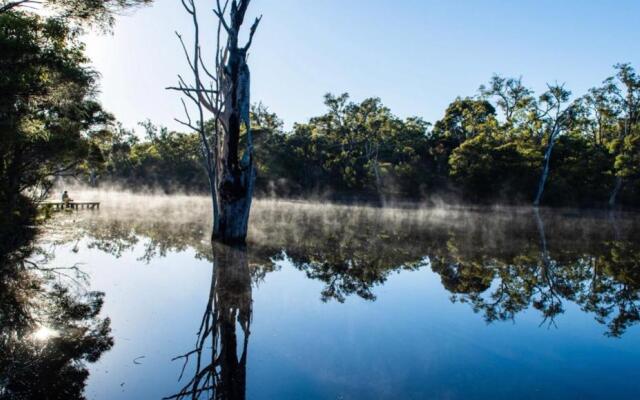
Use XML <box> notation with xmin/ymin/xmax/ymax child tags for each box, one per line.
<box><xmin>533</xmin><ymin>131</ymin><xmax>558</xmax><ymax>206</ymax></box>
<box><xmin>175</xmin><ymin>0</ymin><xmax>261</xmax><ymax>244</ymax></box>
<box><xmin>89</xmin><ymin>169</ymin><xmax>98</xmax><ymax>187</ymax></box>
<box><xmin>214</xmin><ymin>27</ymin><xmax>255</xmax><ymax>243</ymax></box>
<box><xmin>212</xmin><ymin>10</ymin><xmax>256</xmax><ymax>243</ymax></box>
<box><xmin>608</xmin><ymin>176</ymin><xmax>623</xmax><ymax>207</ymax></box>
<box><xmin>213</xmin><ymin>164</ymin><xmax>255</xmax><ymax>243</ymax></box>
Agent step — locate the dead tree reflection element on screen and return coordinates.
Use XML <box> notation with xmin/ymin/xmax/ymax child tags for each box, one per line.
<box><xmin>166</xmin><ymin>243</ymin><xmax>252</xmax><ymax>400</ymax></box>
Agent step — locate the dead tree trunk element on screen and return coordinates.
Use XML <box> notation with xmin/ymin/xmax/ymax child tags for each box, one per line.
<box><xmin>171</xmin><ymin>0</ymin><xmax>261</xmax><ymax>244</ymax></box>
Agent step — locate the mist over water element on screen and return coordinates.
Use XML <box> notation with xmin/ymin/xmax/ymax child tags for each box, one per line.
<box><xmin>16</xmin><ymin>188</ymin><xmax>640</xmax><ymax>399</ymax></box>
<box><xmin>47</xmin><ymin>187</ymin><xmax>640</xmax><ymax>253</ymax></box>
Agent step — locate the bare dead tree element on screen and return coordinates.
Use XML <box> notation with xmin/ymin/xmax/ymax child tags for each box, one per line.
<box><xmin>170</xmin><ymin>0</ymin><xmax>261</xmax><ymax>243</ymax></box>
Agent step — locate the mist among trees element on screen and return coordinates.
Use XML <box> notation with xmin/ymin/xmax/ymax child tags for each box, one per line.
<box><xmin>83</xmin><ymin>65</ymin><xmax>640</xmax><ymax>208</ymax></box>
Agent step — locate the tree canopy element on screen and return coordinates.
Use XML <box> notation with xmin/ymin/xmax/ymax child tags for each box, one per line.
<box><xmin>81</xmin><ymin>65</ymin><xmax>640</xmax><ymax>209</ymax></box>
<box><xmin>0</xmin><ymin>0</ymin><xmax>151</xmax><ymax>246</ymax></box>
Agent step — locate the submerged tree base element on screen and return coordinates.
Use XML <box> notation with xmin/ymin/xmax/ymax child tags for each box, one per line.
<box><xmin>212</xmin><ymin>167</ymin><xmax>255</xmax><ymax>244</ymax></box>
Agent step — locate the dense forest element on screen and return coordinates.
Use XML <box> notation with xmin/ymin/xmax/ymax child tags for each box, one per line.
<box><xmin>82</xmin><ymin>67</ymin><xmax>640</xmax><ymax>208</ymax></box>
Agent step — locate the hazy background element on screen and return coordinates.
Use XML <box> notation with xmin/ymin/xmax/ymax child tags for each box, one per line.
<box><xmin>84</xmin><ymin>0</ymin><xmax>640</xmax><ymax>133</ymax></box>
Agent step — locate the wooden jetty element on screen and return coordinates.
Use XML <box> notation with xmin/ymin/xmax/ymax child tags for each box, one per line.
<box><xmin>41</xmin><ymin>201</ymin><xmax>100</xmax><ymax>211</ymax></box>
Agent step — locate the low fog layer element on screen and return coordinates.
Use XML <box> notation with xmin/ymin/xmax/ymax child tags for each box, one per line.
<box><xmin>43</xmin><ymin>187</ymin><xmax>640</xmax><ymax>251</ymax></box>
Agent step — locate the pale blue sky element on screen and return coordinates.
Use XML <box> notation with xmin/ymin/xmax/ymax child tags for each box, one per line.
<box><xmin>84</xmin><ymin>0</ymin><xmax>640</xmax><ymax>132</ymax></box>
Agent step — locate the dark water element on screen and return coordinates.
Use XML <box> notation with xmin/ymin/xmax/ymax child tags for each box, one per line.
<box><xmin>3</xmin><ymin>198</ymin><xmax>640</xmax><ymax>399</ymax></box>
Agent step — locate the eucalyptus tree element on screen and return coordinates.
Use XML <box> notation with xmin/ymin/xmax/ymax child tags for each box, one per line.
<box><xmin>479</xmin><ymin>75</ymin><xmax>534</xmax><ymax>128</ymax></box>
<box><xmin>431</xmin><ymin>98</ymin><xmax>497</xmax><ymax>170</ymax></box>
<box><xmin>284</xmin><ymin>93</ymin><xmax>431</xmax><ymax>199</ymax></box>
<box><xmin>171</xmin><ymin>0</ymin><xmax>261</xmax><ymax>243</ymax></box>
<box><xmin>0</xmin><ymin>10</ymin><xmax>110</xmax><ymax>247</ymax></box>
<box><xmin>0</xmin><ymin>0</ymin><xmax>151</xmax><ymax>28</ymax></box>
<box><xmin>579</xmin><ymin>79</ymin><xmax>620</xmax><ymax>147</ymax></box>
<box><xmin>432</xmin><ymin>98</ymin><xmax>497</xmax><ymax>143</ymax></box>
<box><xmin>532</xmin><ymin>84</ymin><xmax>576</xmax><ymax>206</ymax></box>
<box><xmin>0</xmin><ymin>0</ymin><xmax>151</xmax><ymax>247</ymax></box>
<box><xmin>606</xmin><ymin>64</ymin><xmax>640</xmax><ymax>206</ymax></box>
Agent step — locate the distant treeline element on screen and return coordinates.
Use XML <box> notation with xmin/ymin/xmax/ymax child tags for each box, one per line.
<box><xmin>83</xmin><ymin>65</ymin><xmax>640</xmax><ymax>207</ymax></box>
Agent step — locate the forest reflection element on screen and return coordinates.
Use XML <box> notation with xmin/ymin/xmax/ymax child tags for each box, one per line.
<box><xmin>0</xmin><ymin>230</ymin><xmax>113</xmax><ymax>399</ymax></box>
<box><xmin>45</xmin><ymin>202</ymin><xmax>640</xmax><ymax>339</ymax></box>
<box><xmin>6</xmin><ymin>202</ymin><xmax>638</xmax><ymax>398</ymax></box>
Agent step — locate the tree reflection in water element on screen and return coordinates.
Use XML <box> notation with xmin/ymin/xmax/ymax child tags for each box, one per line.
<box><xmin>0</xmin><ymin>230</ymin><xmax>113</xmax><ymax>400</ymax></box>
<box><xmin>165</xmin><ymin>243</ymin><xmax>252</xmax><ymax>400</ymax></box>
<box><xmin>428</xmin><ymin>210</ymin><xmax>640</xmax><ymax>337</ymax></box>
<box><xmin>22</xmin><ymin>202</ymin><xmax>639</xmax><ymax>398</ymax></box>
<box><xmin>46</xmin><ymin>201</ymin><xmax>640</xmax><ymax>344</ymax></box>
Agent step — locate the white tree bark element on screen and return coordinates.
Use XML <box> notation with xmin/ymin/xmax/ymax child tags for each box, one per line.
<box><xmin>608</xmin><ymin>176</ymin><xmax>623</xmax><ymax>207</ymax></box>
<box><xmin>533</xmin><ymin>127</ymin><xmax>559</xmax><ymax>207</ymax></box>
<box><xmin>532</xmin><ymin>85</ymin><xmax>572</xmax><ymax>207</ymax></box>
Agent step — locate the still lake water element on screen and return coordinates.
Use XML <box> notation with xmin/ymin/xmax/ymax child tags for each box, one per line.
<box><xmin>8</xmin><ymin>193</ymin><xmax>640</xmax><ymax>399</ymax></box>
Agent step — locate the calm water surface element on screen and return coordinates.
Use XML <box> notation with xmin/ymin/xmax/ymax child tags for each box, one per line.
<box><xmin>4</xmin><ymin>194</ymin><xmax>640</xmax><ymax>399</ymax></box>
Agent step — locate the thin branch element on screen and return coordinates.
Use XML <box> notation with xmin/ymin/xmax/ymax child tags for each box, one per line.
<box><xmin>214</xmin><ymin>0</ymin><xmax>231</xmax><ymax>33</ymax></box>
<box><xmin>166</xmin><ymin>86</ymin><xmax>218</xmax><ymax>95</ymax></box>
<box><xmin>0</xmin><ymin>0</ymin><xmax>39</xmax><ymax>13</ymax></box>
<box><xmin>197</xmin><ymin>46</ymin><xmax>217</xmax><ymax>82</ymax></box>
<box><xmin>180</xmin><ymin>0</ymin><xmax>194</xmax><ymax>15</ymax></box>
<box><xmin>175</xmin><ymin>32</ymin><xmax>196</xmax><ymax>74</ymax></box>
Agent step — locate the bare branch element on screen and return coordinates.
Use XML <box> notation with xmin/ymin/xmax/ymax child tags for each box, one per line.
<box><xmin>179</xmin><ymin>0</ymin><xmax>193</xmax><ymax>15</ymax></box>
<box><xmin>244</xmin><ymin>15</ymin><xmax>262</xmax><ymax>51</ymax></box>
<box><xmin>0</xmin><ymin>0</ymin><xmax>40</xmax><ymax>13</ymax></box>
<box><xmin>197</xmin><ymin>46</ymin><xmax>217</xmax><ymax>82</ymax></box>
<box><xmin>213</xmin><ymin>0</ymin><xmax>231</xmax><ymax>33</ymax></box>
<box><xmin>166</xmin><ymin>86</ymin><xmax>218</xmax><ymax>95</ymax></box>
<box><xmin>175</xmin><ymin>32</ymin><xmax>196</xmax><ymax>74</ymax></box>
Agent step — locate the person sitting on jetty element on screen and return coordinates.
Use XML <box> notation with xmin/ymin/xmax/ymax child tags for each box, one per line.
<box><xmin>62</xmin><ymin>191</ymin><xmax>73</xmax><ymax>207</ymax></box>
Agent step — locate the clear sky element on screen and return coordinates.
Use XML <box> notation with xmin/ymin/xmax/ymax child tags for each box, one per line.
<box><xmin>84</xmin><ymin>0</ymin><xmax>640</xmax><ymax>133</ymax></box>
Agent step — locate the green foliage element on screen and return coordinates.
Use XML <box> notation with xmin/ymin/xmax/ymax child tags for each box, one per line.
<box><xmin>432</xmin><ymin>98</ymin><xmax>497</xmax><ymax>143</ymax></box>
<box><xmin>268</xmin><ymin>94</ymin><xmax>432</xmax><ymax>199</ymax></box>
<box><xmin>0</xmin><ymin>0</ymin><xmax>152</xmax><ymax>241</ymax></box>
<box><xmin>543</xmin><ymin>133</ymin><xmax>614</xmax><ymax>206</ymax></box>
<box><xmin>2</xmin><ymin>0</ymin><xmax>638</xmax><ymax>211</ymax></box>
<box><xmin>449</xmin><ymin>133</ymin><xmax>540</xmax><ymax>201</ymax></box>
<box><xmin>0</xmin><ymin>11</ymin><xmax>111</xmax><ymax>242</ymax></box>
<box><xmin>0</xmin><ymin>0</ymin><xmax>152</xmax><ymax>29</ymax></box>
<box><xmin>83</xmin><ymin>122</ymin><xmax>206</xmax><ymax>192</ymax></box>
<box><xmin>91</xmin><ymin>73</ymin><xmax>640</xmax><ymax>207</ymax></box>
<box><xmin>431</xmin><ymin>98</ymin><xmax>498</xmax><ymax>180</ymax></box>
<box><xmin>615</xmin><ymin>133</ymin><xmax>640</xmax><ymax>179</ymax></box>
